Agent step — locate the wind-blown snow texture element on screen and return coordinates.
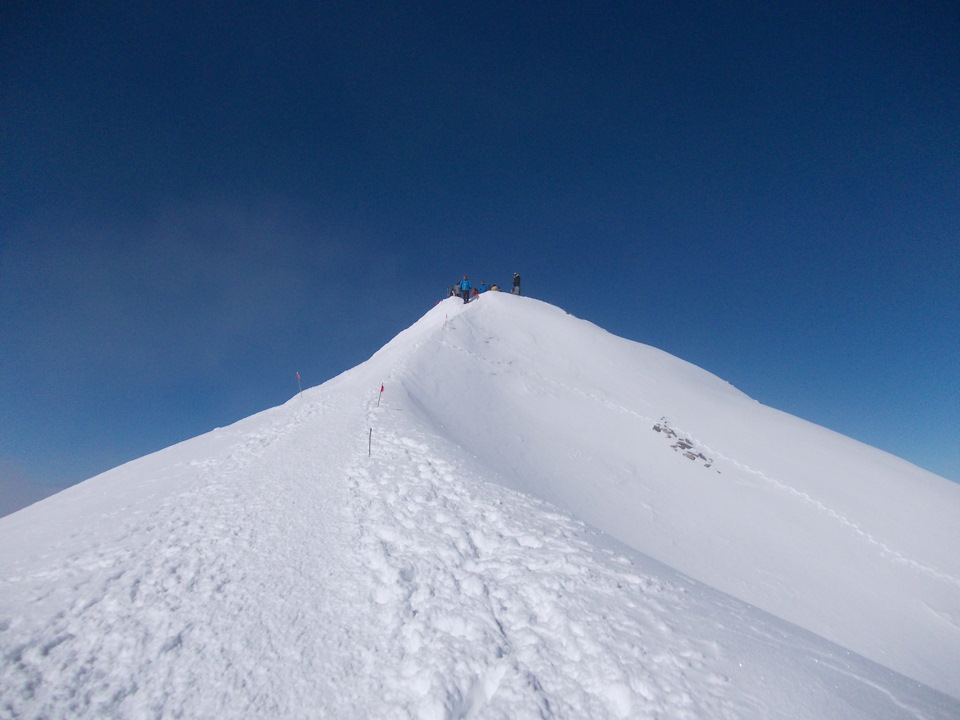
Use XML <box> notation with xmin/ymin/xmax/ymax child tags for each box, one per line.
<box><xmin>2</xmin><ymin>293</ymin><xmax>959</xmax><ymax>719</ymax></box>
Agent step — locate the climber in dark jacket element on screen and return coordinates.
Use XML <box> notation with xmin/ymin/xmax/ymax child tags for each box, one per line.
<box><xmin>512</xmin><ymin>273</ymin><xmax>521</xmax><ymax>295</ymax></box>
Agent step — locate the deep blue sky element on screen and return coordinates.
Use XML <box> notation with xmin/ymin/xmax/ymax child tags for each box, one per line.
<box><xmin>2</xmin><ymin>1</ymin><xmax>958</xmax><ymax>512</ymax></box>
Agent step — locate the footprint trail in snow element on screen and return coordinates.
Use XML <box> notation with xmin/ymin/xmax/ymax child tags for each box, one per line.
<box><xmin>345</xmin><ymin>415</ymin><xmax>729</xmax><ymax>719</ymax></box>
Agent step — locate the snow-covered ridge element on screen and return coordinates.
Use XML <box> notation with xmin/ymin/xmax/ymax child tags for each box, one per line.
<box><xmin>395</xmin><ymin>294</ymin><xmax>960</xmax><ymax>696</ymax></box>
<box><xmin>1</xmin><ymin>292</ymin><xmax>958</xmax><ymax>718</ymax></box>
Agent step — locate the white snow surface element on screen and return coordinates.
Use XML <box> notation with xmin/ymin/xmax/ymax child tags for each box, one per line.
<box><xmin>2</xmin><ymin>293</ymin><xmax>959</xmax><ymax>719</ymax></box>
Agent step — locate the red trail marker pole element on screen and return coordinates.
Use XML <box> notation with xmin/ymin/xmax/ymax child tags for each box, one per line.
<box><xmin>377</xmin><ymin>383</ymin><xmax>384</xmax><ymax>407</ymax></box>
<box><xmin>297</xmin><ymin>371</ymin><xmax>303</xmax><ymax>399</ymax></box>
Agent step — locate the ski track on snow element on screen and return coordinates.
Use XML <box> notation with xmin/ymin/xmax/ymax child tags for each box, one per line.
<box><xmin>680</xmin><ymin>439</ymin><xmax>960</xmax><ymax>591</ymax></box>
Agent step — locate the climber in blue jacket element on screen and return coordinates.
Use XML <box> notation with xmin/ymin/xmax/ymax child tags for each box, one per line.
<box><xmin>459</xmin><ymin>275</ymin><xmax>472</xmax><ymax>304</ymax></box>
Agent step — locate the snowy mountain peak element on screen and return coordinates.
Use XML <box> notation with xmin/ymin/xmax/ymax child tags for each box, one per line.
<box><xmin>2</xmin><ymin>293</ymin><xmax>959</xmax><ymax>718</ymax></box>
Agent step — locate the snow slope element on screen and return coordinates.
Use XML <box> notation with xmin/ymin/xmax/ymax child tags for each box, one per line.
<box><xmin>1</xmin><ymin>293</ymin><xmax>958</xmax><ymax>718</ymax></box>
<box><xmin>389</xmin><ymin>294</ymin><xmax>960</xmax><ymax>699</ymax></box>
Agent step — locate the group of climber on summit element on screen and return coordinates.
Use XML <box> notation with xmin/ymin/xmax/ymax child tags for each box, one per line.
<box><xmin>450</xmin><ymin>273</ymin><xmax>521</xmax><ymax>304</ymax></box>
